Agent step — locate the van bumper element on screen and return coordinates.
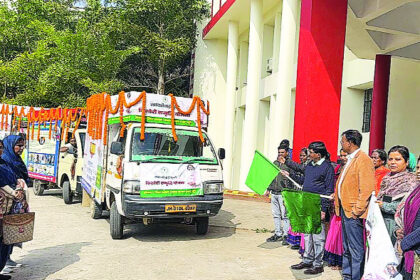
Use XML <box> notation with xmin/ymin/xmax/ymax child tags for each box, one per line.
<box><xmin>122</xmin><ymin>194</ymin><xmax>223</xmax><ymax>219</ymax></box>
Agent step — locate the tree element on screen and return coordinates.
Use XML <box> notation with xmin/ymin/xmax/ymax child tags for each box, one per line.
<box><xmin>114</xmin><ymin>0</ymin><xmax>208</xmax><ymax>95</ymax></box>
<box><xmin>0</xmin><ymin>0</ymin><xmax>138</xmax><ymax>106</ymax></box>
<box><xmin>0</xmin><ymin>0</ymin><xmax>209</xmax><ymax>107</ymax></box>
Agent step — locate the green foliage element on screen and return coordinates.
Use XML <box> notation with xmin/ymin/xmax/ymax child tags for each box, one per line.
<box><xmin>0</xmin><ymin>0</ymin><xmax>209</xmax><ymax>107</ymax></box>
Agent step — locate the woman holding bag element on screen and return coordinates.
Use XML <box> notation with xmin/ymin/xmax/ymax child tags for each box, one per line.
<box><xmin>0</xmin><ymin>139</ymin><xmax>28</xmax><ymax>280</ymax></box>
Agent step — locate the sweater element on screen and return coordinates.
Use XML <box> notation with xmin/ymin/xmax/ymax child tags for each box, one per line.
<box><xmin>285</xmin><ymin>159</ymin><xmax>306</xmax><ymax>185</ymax></box>
<box><xmin>287</xmin><ymin>159</ymin><xmax>334</xmax><ymax>213</ymax></box>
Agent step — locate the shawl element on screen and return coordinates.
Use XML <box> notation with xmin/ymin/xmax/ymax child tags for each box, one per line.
<box><xmin>375</xmin><ymin>165</ymin><xmax>390</xmax><ymax>195</ymax></box>
<box><xmin>1</xmin><ymin>135</ymin><xmax>29</xmax><ymax>184</ymax></box>
<box><xmin>0</xmin><ymin>163</ymin><xmax>18</xmax><ymax>189</ymax></box>
<box><xmin>377</xmin><ymin>171</ymin><xmax>417</xmax><ymax>200</ymax></box>
<box><xmin>402</xmin><ymin>185</ymin><xmax>420</xmax><ymax>273</ymax></box>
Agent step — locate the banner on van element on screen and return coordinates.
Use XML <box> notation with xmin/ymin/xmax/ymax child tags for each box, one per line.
<box><xmin>139</xmin><ymin>163</ymin><xmax>203</xmax><ymax>197</ymax></box>
<box><xmin>82</xmin><ymin>114</ymin><xmax>106</xmax><ymax>203</ymax></box>
<box><xmin>108</xmin><ymin>92</ymin><xmax>208</xmax><ymax>128</ymax></box>
<box><xmin>27</xmin><ymin>121</ymin><xmax>60</xmax><ymax>183</ymax></box>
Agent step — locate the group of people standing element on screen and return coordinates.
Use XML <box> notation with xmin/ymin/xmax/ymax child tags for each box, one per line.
<box><xmin>265</xmin><ymin>129</ymin><xmax>420</xmax><ymax>280</ymax></box>
<box><xmin>0</xmin><ymin>135</ymin><xmax>30</xmax><ymax>280</ymax></box>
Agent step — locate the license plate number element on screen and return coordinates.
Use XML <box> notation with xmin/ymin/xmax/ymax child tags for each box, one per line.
<box><xmin>165</xmin><ymin>204</ymin><xmax>197</xmax><ymax>213</ymax></box>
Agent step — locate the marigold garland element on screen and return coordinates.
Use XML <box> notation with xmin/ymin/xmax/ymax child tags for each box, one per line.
<box><xmin>1</xmin><ymin>91</ymin><xmax>209</xmax><ymax>146</ymax></box>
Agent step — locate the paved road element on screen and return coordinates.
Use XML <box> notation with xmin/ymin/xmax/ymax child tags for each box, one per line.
<box><xmin>10</xmin><ymin>190</ymin><xmax>341</xmax><ymax>280</ymax></box>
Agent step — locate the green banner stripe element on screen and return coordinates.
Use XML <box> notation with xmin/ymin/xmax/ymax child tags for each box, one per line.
<box><xmin>108</xmin><ymin>115</ymin><xmax>196</xmax><ymax>127</ymax></box>
<box><xmin>140</xmin><ymin>188</ymin><xmax>203</xmax><ymax>198</ymax></box>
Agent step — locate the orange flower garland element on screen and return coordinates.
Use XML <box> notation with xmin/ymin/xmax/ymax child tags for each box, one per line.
<box><xmin>1</xmin><ymin>91</ymin><xmax>210</xmax><ymax>146</ymax></box>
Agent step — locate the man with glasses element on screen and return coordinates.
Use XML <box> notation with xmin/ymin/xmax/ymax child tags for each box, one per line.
<box><xmin>335</xmin><ymin>130</ymin><xmax>375</xmax><ymax>280</ymax></box>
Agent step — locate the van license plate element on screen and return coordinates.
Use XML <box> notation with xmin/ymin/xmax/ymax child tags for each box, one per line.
<box><xmin>165</xmin><ymin>204</ymin><xmax>197</xmax><ymax>213</ymax></box>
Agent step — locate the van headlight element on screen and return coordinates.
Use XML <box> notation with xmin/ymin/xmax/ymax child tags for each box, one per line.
<box><xmin>204</xmin><ymin>182</ymin><xmax>223</xmax><ymax>194</ymax></box>
<box><xmin>123</xmin><ymin>180</ymin><xmax>141</xmax><ymax>194</ymax></box>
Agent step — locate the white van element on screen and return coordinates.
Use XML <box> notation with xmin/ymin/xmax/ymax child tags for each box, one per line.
<box><xmin>82</xmin><ymin>92</ymin><xmax>225</xmax><ymax>239</ymax></box>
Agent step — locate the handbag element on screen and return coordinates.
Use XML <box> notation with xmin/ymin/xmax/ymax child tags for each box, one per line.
<box><xmin>2</xmin><ymin>212</ymin><xmax>35</xmax><ymax>245</ymax></box>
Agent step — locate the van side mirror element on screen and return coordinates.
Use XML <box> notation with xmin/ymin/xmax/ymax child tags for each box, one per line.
<box><xmin>110</xmin><ymin>142</ymin><xmax>124</xmax><ymax>155</ymax></box>
<box><xmin>218</xmin><ymin>148</ymin><xmax>225</xmax><ymax>160</ymax></box>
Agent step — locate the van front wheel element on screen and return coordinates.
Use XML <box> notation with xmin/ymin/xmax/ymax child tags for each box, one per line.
<box><xmin>90</xmin><ymin>201</ymin><xmax>103</xmax><ymax>219</ymax></box>
<box><xmin>110</xmin><ymin>202</ymin><xmax>123</xmax><ymax>239</ymax></box>
<box><xmin>195</xmin><ymin>217</ymin><xmax>209</xmax><ymax>235</ymax></box>
<box><xmin>33</xmin><ymin>180</ymin><xmax>45</xmax><ymax>196</ymax></box>
<box><xmin>63</xmin><ymin>181</ymin><xmax>73</xmax><ymax>204</ymax></box>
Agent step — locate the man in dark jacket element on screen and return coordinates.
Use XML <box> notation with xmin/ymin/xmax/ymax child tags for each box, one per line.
<box><xmin>286</xmin><ymin>141</ymin><xmax>334</xmax><ymax>275</ymax></box>
<box><xmin>265</xmin><ymin>143</ymin><xmax>292</xmax><ymax>244</ymax></box>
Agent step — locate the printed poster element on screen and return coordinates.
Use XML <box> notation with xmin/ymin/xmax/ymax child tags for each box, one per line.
<box><xmin>27</xmin><ymin>121</ymin><xmax>60</xmax><ymax>183</ymax></box>
<box><xmin>81</xmin><ymin>114</ymin><xmax>105</xmax><ymax>203</ymax></box>
<box><xmin>362</xmin><ymin>194</ymin><xmax>402</xmax><ymax>280</ymax></box>
<box><xmin>139</xmin><ymin>163</ymin><xmax>202</xmax><ymax>197</ymax></box>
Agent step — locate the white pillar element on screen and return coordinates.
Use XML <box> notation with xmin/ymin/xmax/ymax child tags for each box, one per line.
<box><xmin>272</xmin><ymin>11</ymin><xmax>282</xmax><ymax>73</ymax></box>
<box><xmin>239</xmin><ymin>0</ymin><xmax>263</xmax><ymax>191</ymax></box>
<box><xmin>223</xmin><ymin>21</ymin><xmax>239</xmax><ymax>190</ymax></box>
<box><xmin>269</xmin><ymin>0</ymin><xmax>299</xmax><ymax>159</ymax></box>
<box><xmin>238</xmin><ymin>41</ymin><xmax>249</xmax><ymax>87</ymax></box>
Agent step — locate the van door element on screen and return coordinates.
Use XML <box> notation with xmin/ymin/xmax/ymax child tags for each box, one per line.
<box><xmin>58</xmin><ymin>131</ymin><xmax>76</xmax><ymax>188</ymax></box>
<box><xmin>73</xmin><ymin>130</ymin><xmax>85</xmax><ymax>192</ymax></box>
<box><xmin>105</xmin><ymin>126</ymin><xmax>126</xmax><ymax>194</ymax></box>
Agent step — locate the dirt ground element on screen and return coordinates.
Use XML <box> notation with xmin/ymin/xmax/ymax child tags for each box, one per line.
<box><xmin>10</xmin><ymin>190</ymin><xmax>342</xmax><ymax>280</ymax></box>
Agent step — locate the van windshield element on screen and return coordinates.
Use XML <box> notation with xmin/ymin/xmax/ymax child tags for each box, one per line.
<box><xmin>130</xmin><ymin>128</ymin><xmax>217</xmax><ymax>164</ymax></box>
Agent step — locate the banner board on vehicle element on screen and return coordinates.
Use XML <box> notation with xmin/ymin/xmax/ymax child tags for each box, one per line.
<box><xmin>27</xmin><ymin>121</ymin><xmax>61</xmax><ymax>183</ymax></box>
<box><xmin>138</xmin><ymin>163</ymin><xmax>202</xmax><ymax>197</ymax></box>
<box><xmin>81</xmin><ymin>115</ymin><xmax>105</xmax><ymax>203</ymax></box>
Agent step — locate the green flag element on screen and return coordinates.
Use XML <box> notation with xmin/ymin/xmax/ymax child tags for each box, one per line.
<box><xmin>245</xmin><ymin>150</ymin><xmax>280</xmax><ymax>195</ymax></box>
<box><xmin>282</xmin><ymin>190</ymin><xmax>321</xmax><ymax>234</ymax></box>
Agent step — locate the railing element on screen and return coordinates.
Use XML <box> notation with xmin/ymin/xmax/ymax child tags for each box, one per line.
<box><xmin>211</xmin><ymin>0</ymin><xmax>229</xmax><ymax>17</ymax></box>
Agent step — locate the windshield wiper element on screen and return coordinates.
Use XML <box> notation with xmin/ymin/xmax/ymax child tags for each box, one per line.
<box><xmin>181</xmin><ymin>158</ymin><xmax>216</xmax><ymax>164</ymax></box>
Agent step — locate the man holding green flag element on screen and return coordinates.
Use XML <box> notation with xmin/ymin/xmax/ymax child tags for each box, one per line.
<box><xmin>281</xmin><ymin>141</ymin><xmax>334</xmax><ymax>276</ymax></box>
<box><xmin>264</xmin><ymin>140</ymin><xmax>292</xmax><ymax>244</ymax></box>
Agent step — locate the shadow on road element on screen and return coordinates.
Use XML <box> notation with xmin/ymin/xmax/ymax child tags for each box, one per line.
<box><xmin>116</xmin><ymin>209</ymin><xmax>237</xmax><ymax>242</ymax></box>
<box><xmin>12</xmin><ymin>242</ymin><xmax>92</xmax><ymax>280</ymax></box>
<box><xmin>30</xmin><ymin>187</ymin><xmax>82</xmax><ymax>204</ymax></box>
<box><xmin>257</xmin><ymin>241</ymin><xmax>283</xmax><ymax>250</ymax></box>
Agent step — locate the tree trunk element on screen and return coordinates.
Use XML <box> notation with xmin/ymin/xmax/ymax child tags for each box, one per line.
<box><xmin>157</xmin><ymin>60</ymin><xmax>165</xmax><ymax>95</ymax></box>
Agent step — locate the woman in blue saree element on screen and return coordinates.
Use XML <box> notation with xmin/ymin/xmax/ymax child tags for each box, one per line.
<box><xmin>0</xmin><ymin>138</ymin><xmax>28</xmax><ymax>280</ymax></box>
<box><xmin>1</xmin><ymin>135</ymin><xmax>29</xmax><ymax>185</ymax></box>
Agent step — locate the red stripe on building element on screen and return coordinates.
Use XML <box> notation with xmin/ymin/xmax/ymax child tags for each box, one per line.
<box><xmin>292</xmin><ymin>0</ymin><xmax>348</xmax><ymax>162</ymax></box>
<box><xmin>202</xmin><ymin>0</ymin><xmax>236</xmax><ymax>38</ymax></box>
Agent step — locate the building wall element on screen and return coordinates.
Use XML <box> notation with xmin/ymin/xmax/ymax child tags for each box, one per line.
<box><xmin>193</xmin><ymin>26</ymin><xmax>228</xmax><ymax>151</ymax></box>
<box><xmin>386</xmin><ymin>58</ymin><xmax>420</xmax><ymax>156</ymax></box>
<box><xmin>338</xmin><ymin>48</ymin><xmax>374</xmax><ymax>154</ymax></box>
<box><xmin>193</xmin><ymin>3</ymin><xmax>419</xmax><ymax>191</ymax></box>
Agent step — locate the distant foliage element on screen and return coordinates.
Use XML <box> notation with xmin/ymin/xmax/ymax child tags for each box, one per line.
<box><xmin>0</xmin><ymin>0</ymin><xmax>209</xmax><ymax>107</ymax></box>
